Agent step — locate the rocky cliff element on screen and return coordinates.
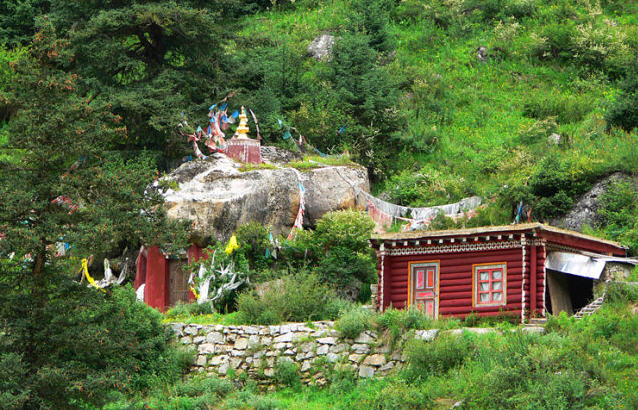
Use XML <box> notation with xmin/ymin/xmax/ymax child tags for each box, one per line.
<box><xmin>162</xmin><ymin>149</ymin><xmax>370</xmax><ymax>244</ymax></box>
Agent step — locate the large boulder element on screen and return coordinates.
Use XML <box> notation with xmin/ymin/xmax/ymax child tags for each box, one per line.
<box><xmin>306</xmin><ymin>34</ymin><xmax>335</xmax><ymax>61</ymax></box>
<box><xmin>551</xmin><ymin>172</ymin><xmax>635</xmax><ymax>231</ymax></box>
<box><xmin>162</xmin><ymin>151</ymin><xmax>369</xmax><ymax>244</ymax></box>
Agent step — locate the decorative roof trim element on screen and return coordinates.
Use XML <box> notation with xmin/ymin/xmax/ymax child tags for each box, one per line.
<box><xmin>385</xmin><ymin>240</ymin><xmax>521</xmax><ymax>256</ymax></box>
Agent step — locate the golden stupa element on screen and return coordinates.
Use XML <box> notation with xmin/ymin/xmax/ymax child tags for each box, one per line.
<box><xmin>235</xmin><ymin>106</ymin><xmax>250</xmax><ymax>139</ymax></box>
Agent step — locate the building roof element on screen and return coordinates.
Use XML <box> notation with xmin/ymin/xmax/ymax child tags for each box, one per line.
<box><xmin>370</xmin><ymin>223</ymin><xmax>626</xmax><ymax>250</ymax></box>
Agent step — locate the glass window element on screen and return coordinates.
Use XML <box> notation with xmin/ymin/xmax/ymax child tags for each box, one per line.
<box><xmin>474</xmin><ymin>264</ymin><xmax>506</xmax><ymax>306</ymax></box>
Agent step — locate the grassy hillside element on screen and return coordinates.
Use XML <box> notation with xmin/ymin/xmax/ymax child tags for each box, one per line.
<box><xmin>234</xmin><ymin>0</ymin><xmax>638</xmax><ymax>230</ymax></box>
<box><xmin>106</xmin><ymin>282</ymin><xmax>638</xmax><ymax>408</ymax></box>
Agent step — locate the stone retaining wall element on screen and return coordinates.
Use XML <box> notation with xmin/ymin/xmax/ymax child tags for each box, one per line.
<box><xmin>171</xmin><ymin>322</ymin><xmax>545</xmax><ymax>386</ymax></box>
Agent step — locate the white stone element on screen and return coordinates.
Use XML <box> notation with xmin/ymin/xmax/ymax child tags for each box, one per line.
<box><xmin>284</xmin><ymin>349</ymin><xmax>295</xmax><ymax>356</ymax></box>
<box><xmin>183</xmin><ymin>325</ymin><xmax>199</xmax><ymax>335</ymax></box>
<box><xmin>363</xmin><ymin>354</ymin><xmax>386</xmax><ymax>367</ymax></box>
<box><xmin>301</xmin><ymin>361</ymin><xmax>312</xmax><ymax>372</ymax></box>
<box><xmin>326</xmin><ymin>353</ymin><xmax>339</xmax><ymax>363</ymax></box>
<box><xmin>415</xmin><ymin>329</ymin><xmax>439</xmax><ymax>341</ymax></box>
<box><xmin>354</xmin><ymin>332</ymin><xmax>375</xmax><ymax>344</ymax></box>
<box><xmin>274</xmin><ymin>333</ymin><xmax>295</xmax><ymax>343</ymax></box>
<box><xmin>359</xmin><ymin>365</ymin><xmax>375</xmax><ymax>378</ymax></box>
<box><xmin>244</xmin><ymin>326</ymin><xmax>259</xmax><ymax>335</ymax></box>
<box><xmin>317</xmin><ymin>337</ymin><xmax>336</xmax><ymax>345</ymax></box>
<box><xmin>170</xmin><ymin>323</ymin><xmax>185</xmax><ymax>336</ymax></box>
<box><xmin>230</xmin><ymin>357</ymin><xmax>242</xmax><ymax>369</ymax></box>
<box><xmin>273</xmin><ymin>342</ymin><xmax>288</xmax><ymax>350</ymax></box>
<box><xmin>279</xmin><ymin>356</ymin><xmax>293</xmax><ymax>364</ymax></box>
<box><xmin>209</xmin><ymin>355</ymin><xmax>227</xmax><ymax>366</ymax></box>
<box><xmin>300</xmin><ymin>342</ymin><xmax>315</xmax><ymax>353</ymax></box>
<box><xmin>264</xmin><ymin>368</ymin><xmax>274</xmax><ymax>377</ymax></box>
<box><xmin>196</xmin><ymin>355</ymin><xmax>207</xmax><ymax>367</ymax></box>
<box><xmin>218</xmin><ymin>362</ymin><xmax>229</xmax><ymax>375</ymax></box>
<box><xmin>193</xmin><ymin>336</ymin><xmax>205</xmax><ymax>344</ymax></box>
<box><xmin>206</xmin><ymin>332</ymin><xmax>224</xmax><ymax>344</ymax></box>
<box><xmin>230</xmin><ymin>349</ymin><xmax>245</xmax><ymax>357</ymax></box>
<box><xmin>198</xmin><ymin>343</ymin><xmax>215</xmax><ymax>354</ymax></box>
<box><xmin>261</xmin><ymin>336</ymin><xmax>273</xmax><ymax>345</ymax></box>
<box><xmin>248</xmin><ymin>335</ymin><xmax>260</xmax><ymax>348</ymax></box>
<box><xmin>351</xmin><ymin>344</ymin><xmax>370</xmax><ymax>354</ymax></box>
<box><xmin>331</xmin><ymin>343</ymin><xmax>348</xmax><ymax>353</ymax></box>
<box><xmin>317</xmin><ymin>345</ymin><xmax>329</xmax><ymax>355</ymax></box>
<box><xmin>180</xmin><ymin>336</ymin><xmax>192</xmax><ymax>344</ymax></box>
<box><xmin>379</xmin><ymin>361</ymin><xmax>395</xmax><ymax>372</ymax></box>
<box><xmin>234</xmin><ymin>338</ymin><xmax>249</xmax><ymax>350</ymax></box>
<box><xmin>349</xmin><ymin>354</ymin><xmax>364</xmax><ymax>363</ymax></box>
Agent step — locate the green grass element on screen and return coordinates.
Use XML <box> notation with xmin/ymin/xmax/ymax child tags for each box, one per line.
<box><xmin>235</xmin><ymin>0</ymin><xmax>638</xmax><ymax>224</ymax></box>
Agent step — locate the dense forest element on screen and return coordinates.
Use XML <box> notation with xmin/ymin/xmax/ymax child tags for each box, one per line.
<box><xmin>2</xmin><ymin>0</ymin><xmax>638</xmax><ymax>408</ymax></box>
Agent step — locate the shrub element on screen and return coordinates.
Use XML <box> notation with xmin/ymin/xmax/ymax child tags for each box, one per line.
<box><xmin>335</xmin><ymin>307</ymin><xmax>372</xmax><ymax>339</ymax></box>
<box><xmin>596</xmin><ymin>179</ymin><xmax>638</xmax><ymax>253</ymax></box>
<box><xmin>236</xmin><ymin>273</ymin><xmax>345</xmax><ymax>324</ymax></box>
<box><xmin>523</xmin><ymin>92</ymin><xmax>593</xmax><ymax>124</ymax></box>
<box><xmin>0</xmin><ymin>265</ymin><xmax>183</xmax><ymax>408</ymax></box>
<box><xmin>174</xmin><ymin>375</ymin><xmax>234</xmax><ymax>398</ymax></box>
<box><xmin>606</xmin><ymin>65</ymin><xmax>638</xmax><ymax>131</ymax></box>
<box><xmin>404</xmin><ymin>333</ymin><xmax>474</xmax><ymax>380</ymax></box>
<box><xmin>274</xmin><ymin>360</ymin><xmax>301</xmax><ymax>389</ymax></box>
<box><xmin>235</xmin><ymin>222</ymin><xmax>272</xmax><ymax>272</ymax></box>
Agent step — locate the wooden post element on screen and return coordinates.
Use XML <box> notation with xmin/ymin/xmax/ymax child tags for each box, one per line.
<box><xmin>530</xmin><ymin>244</ymin><xmax>537</xmax><ymax>315</ymax></box>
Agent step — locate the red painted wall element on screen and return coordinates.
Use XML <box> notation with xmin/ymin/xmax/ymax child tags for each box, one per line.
<box><xmin>384</xmin><ymin>246</ymin><xmax>525</xmax><ymax>319</ymax></box>
<box><xmin>225</xmin><ymin>142</ymin><xmax>262</xmax><ymax>164</ymax></box>
<box><xmin>144</xmin><ymin>246</ymin><xmax>170</xmax><ymax>312</ymax></box>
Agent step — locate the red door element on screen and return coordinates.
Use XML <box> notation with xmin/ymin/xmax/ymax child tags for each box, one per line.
<box><xmin>411</xmin><ymin>263</ymin><xmax>439</xmax><ymax>318</ymax></box>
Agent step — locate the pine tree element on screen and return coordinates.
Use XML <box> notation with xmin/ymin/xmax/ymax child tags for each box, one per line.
<box><xmin>49</xmin><ymin>0</ymin><xmax>229</xmax><ymax>160</ymax></box>
<box><xmin>0</xmin><ymin>20</ymin><xmax>187</xmax><ymax>274</ymax></box>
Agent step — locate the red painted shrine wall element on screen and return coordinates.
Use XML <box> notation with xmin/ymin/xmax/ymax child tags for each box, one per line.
<box><xmin>384</xmin><ymin>246</ymin><xmax>529</xmax><ymax>319</ymax></box>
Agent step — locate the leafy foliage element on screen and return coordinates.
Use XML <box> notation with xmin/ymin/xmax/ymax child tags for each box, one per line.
<box><xmin>236</xmin><ymin>273</ymin><xmax>347</xmax><ymax>324</ymax></box>
<box><xmin>0</xmin><ymin>22</ymin><xmax>188</xmax><ymax>272</ymax></box>
<box><xmin>0</xmin><ymin>264</ymin><xmax>186</xmax><ymax>408</ymax></box>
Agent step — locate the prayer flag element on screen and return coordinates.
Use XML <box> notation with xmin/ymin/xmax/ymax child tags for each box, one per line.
<box><xmin>196</xmin><ymin>126</ymin><xmax>202</xmax><ymax>133</ymax></box>
<box><xmin>278</xmin><ymin>119</ymin><xmax>283</xmax><ymax>127</ymax></box>
<box><xmin>209</xmin><ymin>104</ymin><xmax>216</xmax><ymax>111</ymax></box>
<box><xmin>232</xmin><ymin>110</ymin><xmax>239</xmax><ymax>118</ymax></box>
<box><xmin>220</xmin><ymin>103</ymin><xmax>227</xmax><ymax>111</ymax></box>
<box><xmin>283</xmin><ymin>130</ymin><xmax>291</xmax><ymax>140</ymax></box>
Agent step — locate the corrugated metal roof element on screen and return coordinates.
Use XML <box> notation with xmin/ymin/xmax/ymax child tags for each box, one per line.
<box><xmin>370</xmin><ymin>223</ymin><xmax>626</xmax><ymax>250</ymax></box>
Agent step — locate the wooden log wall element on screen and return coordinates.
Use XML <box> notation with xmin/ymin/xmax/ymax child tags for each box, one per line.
<box><xmin>385</xmin><ymin>247</ymin><xmax>524</xmax><ymax>319</ymax></box>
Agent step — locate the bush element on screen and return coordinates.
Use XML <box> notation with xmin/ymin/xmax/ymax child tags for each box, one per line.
<box><xmin>404</xmin><ymin>333</ymin><xmax>474</xmax><ymax>380</ymax></box>
<box><xmin>0</xmin><ymin>265</ymin><xmax>183</xmax><ymax>408</ymax></box>
<box><xmin>606</xmin><ymin>65</ymin><xmax>638</xmax><ymax>131</ymax></box>
<box><xmin>596</xmin><ymin>179</ymin><xmax>638</xmax><ymax>254</ymax></box>
<box><xmin>274</xmin><ymin>360</ymin><xmax>301</xmax><ymax>389</ymax></box>
<box><xmin>335</xmin><ymin>307</ymin><xmax>372</xmax><ymax>339</ymax></box>
<box><xmin>523</xmin><ymin>92</ymin><xmax>593</xmax><ymax>124</ymax></box>
<box><xmin>236</xmin><ymin>273</ymin><xmax>347</xmax><ymax>324</ymax></box>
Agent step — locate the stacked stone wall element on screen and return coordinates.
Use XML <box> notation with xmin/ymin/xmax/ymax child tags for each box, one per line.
<box><xmin>171</xmin><ymin>322</ymin><xmax>545</xmax><ymax>386</ymax></box>
<box><xmin>171</xmin><ymin>321</ymin><xmax>401</xmax><ymax>386</ymax></box>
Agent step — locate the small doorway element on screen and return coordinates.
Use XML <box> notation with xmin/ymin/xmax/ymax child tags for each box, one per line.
<box><xmin>169</xmin><ymin>260</ymin><xmax>191</xmax><ymax>306</ymax></box>
<box><xmin>545</xmin><ymin>270</ymin><xmax>594</xmax><ymax>316</ymax></box>
<box><xmin>409</xmin><ymin>262</ymin><xmax>439</xmax><ymax>318</ymax></box>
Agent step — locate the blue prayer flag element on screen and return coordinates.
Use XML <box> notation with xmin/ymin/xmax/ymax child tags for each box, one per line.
<box><xmin>283</xmin><ymin>130</ymin><xmax>291</xmax><ymax>140</ymax></box>
<box><xmin>220</xmin><ymin>103</ymin><xmax>227</xmax><ymax>111</ymax></box>
<box><xmin>196</xmin><ymin>126</ymin><xmax>202</xmax><ymax>133</ymax></box>
<box><xmin>232</xmin><ymin>110</ymin><xmax>239</xmax><ymax>118</ymax></box>
<box><xmin>209</xmin><ymin>104</ymin><xmax>216</xmax><ymax>111</ymax></box>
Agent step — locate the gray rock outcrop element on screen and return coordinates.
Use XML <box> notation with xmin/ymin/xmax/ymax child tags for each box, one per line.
<box><xmin>306</xmin><ymin>34</ymin><xmax>335</xmax><ymax>61</ymax></box>
<box><xmin>162</xmin><ymin>150</ymin><xmax>369</xmax><ymax>244</ymax></box>
<box><xmin>551</xmin><ymin>172</ymin><xmax>635</xmax><ymax>231</ymax></box>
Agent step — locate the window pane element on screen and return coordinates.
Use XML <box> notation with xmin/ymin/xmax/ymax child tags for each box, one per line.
<box><xmin>479</xmin><ymin>293</ymin><xmax>490</xmax><ymax>302</ymax></box>
<box><xmin>493</xmin><ymin>292</ymin><xmax>502</xmax><ymax>301</ymax></box>
<box><xmin>480</xmin><ymin>282</ymin><xmax>489</xmax><ymax>291</ymax></box>
<box><xmin>492</xmin><ymin>270</ymin><xmax>502</xmax><ymax>280</ymax></box>
<box><xmin>492</xmin><ymin>282</ymin><xmax>502</xmax><ymax>290</ymax></box>
<box><xmin>479</xmin><ymin>272</ymin><xmax>489</xmax><ymax>281</ymax></box>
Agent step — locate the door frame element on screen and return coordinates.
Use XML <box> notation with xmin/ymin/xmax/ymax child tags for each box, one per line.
<box><xmin>407</xmin><ymin>260</ymin><xmax>440</xmax><ymax>318</ymax></box>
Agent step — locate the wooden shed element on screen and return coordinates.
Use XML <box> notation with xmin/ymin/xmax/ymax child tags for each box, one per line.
<box><xmin>369</xmin><ymin>223</ymin><xmax>628</xmax><ymax>322</ymax></box>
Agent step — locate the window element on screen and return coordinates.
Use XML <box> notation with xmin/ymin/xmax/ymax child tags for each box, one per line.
<box><xmin>474</xmin><ymin>263</ymin><xmax>506</xmax><ymax>306</ymax></box>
